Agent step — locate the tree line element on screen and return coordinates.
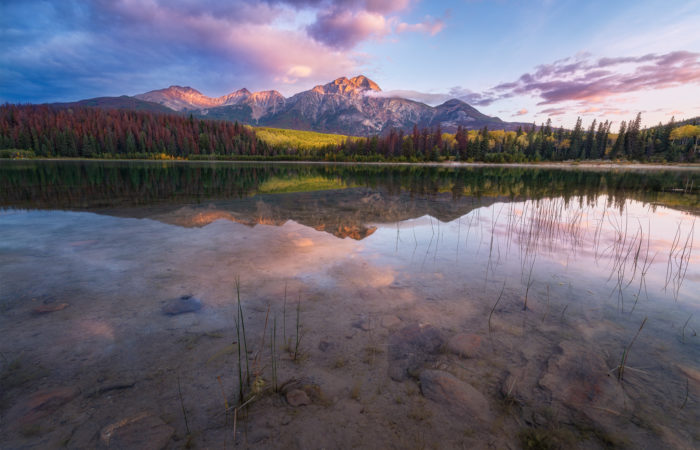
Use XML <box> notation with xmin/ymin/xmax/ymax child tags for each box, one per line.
<box><xmin>1</xmin><ymin>104</ymin><xmax>698</xmax><ymax>162</ymax></box>
<box><xmin>0</xmin><ymin>104</ymin><xmax>263</xmax><ymax>158</ymax></box>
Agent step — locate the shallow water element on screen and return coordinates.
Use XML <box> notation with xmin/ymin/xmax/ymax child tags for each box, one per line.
<box><xmin>1</xmin><ymin>161</ymin><xmax>699</xmax><ymax>449</ymax></box>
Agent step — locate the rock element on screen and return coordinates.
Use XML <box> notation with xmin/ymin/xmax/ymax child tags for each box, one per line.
<box><xmin>32</xmin><ymin>303</ymin><xmax>69</xmax><ymax>314</ymax></box>
<box><xmin>447</xmin><ymin>333</ymin><xmax>481</xmax><ymax>358</ymax></box>
<box><xmin>381</xmin><ymin>315</ymin><xmax>402</xmax><ymax>329</ymax></box>
<box><xmin>352</xmin><ymin>319</ymin><xmax>371</xmax><ymax>331</ymax></box>
<box><xmin>388</xmin><ymin>323</ymin><xmax>445</xmax><ymax>381</ymax></box>
<box><xmin>677</xmin><ymin>364</ymin><xmax>700</xmax><ymax>383</ymax></box>
<box><xmin>318</xmin><ymin>340</ymin><xmax>333</xmax><ymax>352</ymax></box>
<box><xmin>161</xmin><ymin>295</ymin><xmax>202</xmax><ymax>315</ymax></box>
<box><xmin>419</xmin><ymin>370</ymin><xmax>492</xmax><ymax>422</ymax></box>
<box><xmin>99</xmin><ymin>412</ymin><xmax>174</xmax><ymax>450</ymax></box>
<box><xmin>286</xmin><ymin>389</ymin><xmax>311</xmax><ymax>407</ymax></box>
<box><xmin>7</xmin><ymin>386</ymin><xmax>79</xmax><ymax>427</ymax></box>
<box><xmin>539</xmin><ymin>341</ymin><xmax>628</xmax><ymax>420</ymax></box>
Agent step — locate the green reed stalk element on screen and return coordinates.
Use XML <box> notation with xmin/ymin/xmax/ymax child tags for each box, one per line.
<box><xmin>618</xmin><ymin>317</ymin><xmax>647</xmax><ymax>381</ymax></box>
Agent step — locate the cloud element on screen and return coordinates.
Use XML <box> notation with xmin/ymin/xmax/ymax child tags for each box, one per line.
<box><xmin>488</xmin><ymin>51</ymin><xmax>700</xmax><ymax>106</ymax></box>
<box><xmin>0</xmin><ymin>0</ymin><xmax>418</xmax><ymax>102</ymax></box>
<box><xmin>307</xmin><ymin>7</ymin><xmax>391</xmax><ymax>48</ymax></box>
<box><xmin>539</xmin><ymin>107</ymin><xmax>567</xmax><ymax>116</ymax></box>
<box><xmin>396</xmin><ymin>16</ymin><xmax>445</xmax><ymax>36</ymax></box>
<box><xmin>513</xmin><ymin>108</ymin><xmax>528</xmax><ymax>116</ymax></box>
<box><xmin>364</xmin><ymin>89</ymin><xmax>452</xmax><ymax>105</ymax></box>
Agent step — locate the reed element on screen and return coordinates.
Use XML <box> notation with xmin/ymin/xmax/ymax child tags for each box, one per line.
<box><xmin>680</xmin><ymin>377</ymin><xmax>689</xmax><ymax>409</ymax></box>
<box><xmin>177</xmin><ymin>374</ymin><xmax>191</xmax><ymax>435</ymax></box>
<box><xmin>271</xmin><ymin>314</ymin><xmax>278</xmax><ymax>392</ymax></box>
<box><xmin>522</xmin><ymin>254</ymin><xmax>536</xmax><ymax>311</ymax></box>
<box><xmin>293</xmin><ymin>293</ymin><xmax>302</xmax><ymax>361</ymax></box>
<box><xmin>488</xmin><ymin>280</ymin><xmax>506</xmax><ymax>334</ymax></box>
<box><xmin>283</xmin><ymin>282</ymin><xmax>289</xmax><ymax>351</ymax></box>
<box><xmin>234</xmin><ymin>276</ymin><xmax>250</xmax><ymax>401</ymax></box>
<box><xmin>617</xmin><ymin>317</ymin><xmax>647</xmax><ymax>381</ymax></box>
<box><xmin>681</xmin><ymin>314</ymin><xmax>693</xmax><ymax>343</ymax></box>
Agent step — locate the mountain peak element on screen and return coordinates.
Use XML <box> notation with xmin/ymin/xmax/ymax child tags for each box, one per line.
<box><xmin>313</xmin><ymin>75</ymin><xmax>381</xmax><ymax>96</ymax></box>
<box><xmin>349</xmin><ymin>75</ymin><xmax>381</xmax><ymax>92</ymax></box>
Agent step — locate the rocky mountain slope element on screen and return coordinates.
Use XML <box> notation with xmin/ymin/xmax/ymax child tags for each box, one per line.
<box><xmin>69</xmin><ymin>76</ymin><xmax>530</xmax><ymax>136</ymax></box>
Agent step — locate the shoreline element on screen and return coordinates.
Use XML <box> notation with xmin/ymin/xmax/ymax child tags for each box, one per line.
<box><xmin>4</xmin><ymin>157</ymin><xmax>700</xmax><ymax>170</ymax></box>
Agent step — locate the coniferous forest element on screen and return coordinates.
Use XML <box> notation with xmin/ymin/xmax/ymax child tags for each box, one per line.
<box><xmin>1</xmin><ymin>104</ymin><xmax>698</xmax><ymax>163</ymax></box>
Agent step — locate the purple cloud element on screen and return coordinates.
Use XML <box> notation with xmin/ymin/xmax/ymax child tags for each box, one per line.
<box><xmin>307</xmin><ymin>6</ymin><xmax>391</xmax><ymax>48</ymax></box>
<box><xmin>0</xmin><ymin>0</ymin><xmax>421</xmax><ymax>103</ymax></box>
<box><xmin>487</xmin><ymin>51</ymin><xmax>700</xmax><ymax>106</ymax></box>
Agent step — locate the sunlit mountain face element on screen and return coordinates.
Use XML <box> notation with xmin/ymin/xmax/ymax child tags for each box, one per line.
<box><xmin>59</xmin><ymin>75</ymin><xmax>529</xmax><ymax>136</ymax></box>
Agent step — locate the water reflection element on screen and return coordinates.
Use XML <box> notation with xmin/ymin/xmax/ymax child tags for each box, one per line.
<box><xmin>0</xmin><ymin>161</ymin><xmax>699</xmax><ymax>448</ymax></box>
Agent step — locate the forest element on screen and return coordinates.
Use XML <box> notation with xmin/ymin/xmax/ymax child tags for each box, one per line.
<box><xmin>1</xmin><ymin>104</ymin><xmax>698</xmax><ymax>163</ymax></box>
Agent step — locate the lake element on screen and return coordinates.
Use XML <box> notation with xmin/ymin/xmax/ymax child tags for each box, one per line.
<box><xmin>1</xmin><ymin>160</ymin><xmax>699</xmax><ymax>448</ymax></box>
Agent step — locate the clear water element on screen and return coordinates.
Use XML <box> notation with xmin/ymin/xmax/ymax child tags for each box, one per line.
<box><xmin>1</xmin><ymin>161</ymin><xmax>699</xmax><ymax>448</ymax></box>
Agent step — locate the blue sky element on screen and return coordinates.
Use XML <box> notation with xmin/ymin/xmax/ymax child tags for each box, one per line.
<box><xmin>2</xmin><ymin>0</ymin><xmax>699</xmax><ymax>127</ymax></box>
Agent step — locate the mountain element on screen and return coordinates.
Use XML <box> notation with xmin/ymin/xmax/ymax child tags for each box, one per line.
<box><xmin>52</xmin><ymin>95</ymin><xmax>176</xmax><ymax>114</ymax></box>
<box><xmin>135</xmin><ymin>85</ymin><xmax>253</xmax><ymax>110</ymax></box>
<box><xmin>66</xmin><ymin>76</ymin><xmax>531</xmax><ymax>136</ymax></box>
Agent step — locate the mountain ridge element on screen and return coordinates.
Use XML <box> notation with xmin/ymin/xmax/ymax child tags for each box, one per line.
<box><xmin>62</xmin><ymin>75</ymin><xmax>532</xmax><ymax>135</ymax></box>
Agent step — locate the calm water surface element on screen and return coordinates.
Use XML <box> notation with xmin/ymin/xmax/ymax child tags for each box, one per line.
<box><xmin>1</xmin><ymin>161</ymin><xmax>699</xmax><ymax>448</ymax></box>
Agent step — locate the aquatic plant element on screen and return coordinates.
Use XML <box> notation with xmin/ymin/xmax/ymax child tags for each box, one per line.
<box><xmin>271</xmin><ymin>314</ymin><xmax>278</xmax><ymax>392</ymax></box>
<box><xmin>177</xmin><ymin>374</ymin><xmax>191</xmax><ymax>435</ymax></box>
<box><xmin>488</xmin><ymin>280</ymin><xmax>506</xmax><ymax>334</ymax></box>
<box><xmin>617</xmin><ymin>317</ymin><xmax>648</xmax><ymax>381</ymax></box>
<box><xmin>294</xmin><ymin>293</ymin><xmax>302</xmax><ymax>361</ymax></box>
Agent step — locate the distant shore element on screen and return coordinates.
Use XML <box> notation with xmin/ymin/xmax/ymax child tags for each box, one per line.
<box><xmin>4</xmin><ymin>157</ymin><xmax>700</xmax><ymax>171</ymax></box>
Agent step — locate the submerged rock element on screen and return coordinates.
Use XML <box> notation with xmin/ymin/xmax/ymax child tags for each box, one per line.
<box><xmin>447</xmin><ymin>333</ymin><xmax>482</xmax><ymax>359</ymax></box>
<box><xmin>32</xmin><ymin>302</ymin><xmax>69</xmax><ymax>314</ymax></box>
<box><xmin>539</xmin><ymin>341</ymin><xmax>628</xmax><ymax>420</ymax></box>
<box><xmin>7</xmin><ymin>386</ymin><xmax>79</xmax><ymax>427</ymax></box>
<box><xmin>351</xmin><ymin>319</ymin><xmax>371</xmax><ymax>331</ymax></box>
<box><xmin>286</xmin><ymin>389</ymin><xmax>311</xmax><ymax>407</ymax></box>
<box><xmin>381</xmin><ymin>315</ymin><xmax>402</xmax><ymax>329</ymax></box>
<box><xmin>99</xmin><ymin>412</ymin><xmax>174</xmax><ymax>449</ymax></box>
<box><xmin>388</xmin><ymin>323</ymin><xmax>445</xmax><ymax>381</ymax></box>
<box><xmin>318</xmin><ymin>340</ymin><xmax>333</xmax><ymax>352</ymax></box>
<box><xmin>419</xmin><ymin>370</ymin><xmax>492</xmax><ymax>422</ymax></box>
<box><xmin>161</xmin><ymin>295</ymin><xmax>202</xmax><ymax>315</ymax></box>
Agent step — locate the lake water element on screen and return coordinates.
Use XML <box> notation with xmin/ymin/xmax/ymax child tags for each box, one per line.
<box><xmin>1</xmin><ymin>161</ymin><xmax>699</xmax><ymax>449</ymax></box>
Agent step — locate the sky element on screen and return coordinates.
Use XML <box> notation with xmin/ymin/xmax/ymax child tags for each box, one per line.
<box><xmin>1</xmin><ymin>0</ymin><xmax>699</xmax><ymax>128</ymax></box>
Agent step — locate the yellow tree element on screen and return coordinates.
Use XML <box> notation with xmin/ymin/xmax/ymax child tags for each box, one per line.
<box><xmin>670</xmin><ymin>125</ymin><xmax>700</xmax><ymax>155</ymax></box>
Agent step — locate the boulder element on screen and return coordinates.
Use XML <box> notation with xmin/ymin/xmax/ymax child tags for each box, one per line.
<box><xmin>419</xmin><ymin>370</ymin><xmax>492</xmax><ymax>422</ymax></box>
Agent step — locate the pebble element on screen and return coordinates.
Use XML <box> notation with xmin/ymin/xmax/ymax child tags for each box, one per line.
<box><xmin>161</xmin><ymin>295</ymin><xmax>202</xmax><ymax>315</ymax></box>
<box><xmin>99</xmin><ymin>412</ymin><xmax>174</xmax><ymax>450</ymax></box>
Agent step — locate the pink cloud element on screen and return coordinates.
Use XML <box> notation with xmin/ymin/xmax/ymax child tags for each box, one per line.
<box><xmin>488</xmin><ymin>51</ymin><xmax>700</xmax><ymax>106</ymax></box>
<box><xmin>101</xmin><ymin>0</ymin><xmax>359</xmax><ymax>90</ymax></box>
<box><xmin>396</xmin><ymin>16</ymin><xmax>445</xmax><ymax>36</ymax></box>
<box><xmin>539</xmin><ymin>107</ymin><xmax>567</xmax><ymax>116</ymax></box>
<box><xmin>513</xmin><ymin>108</ymin><xmax>528</xmax><ymax>116</ymax></box>
<box><xmin>307</xmin><ymin>7</ymin><xmax>391</xmax><ymax>48</ymax></box>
